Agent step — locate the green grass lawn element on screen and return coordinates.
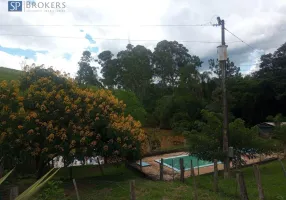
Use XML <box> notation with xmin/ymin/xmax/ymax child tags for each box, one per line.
<box><xmin>0</xmin><ymin>67</ymin><xmax>21</xmax><ymax>81</ymax></box>
<box><xmin>38</xmin><ymin>160</ymin><xmax>286</xmax><ymax>200</ymax></box>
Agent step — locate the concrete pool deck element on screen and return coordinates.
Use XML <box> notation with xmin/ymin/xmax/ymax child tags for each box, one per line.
<box><xmin>133</xmin><ymin>152</ymin><xmax>277</xmax><ymax>181</ymax></box>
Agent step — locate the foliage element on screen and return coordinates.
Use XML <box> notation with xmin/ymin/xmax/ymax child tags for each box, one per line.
<box><xmin>145</xmin><ymin>129</ymin><xmax>161</xmax><ymax>151</ymax></box>
<box><xmin>99</xmin><ymin>45</ymin><xmax>153</xmax><ymax>101</ymax></box>
<box><xmin>153</xmin><ymin>40</ymin><xmax>202</xmax><ymax>89</ymax></box>
<box><xmin>0</xmin><ymin>67</ymin><xmax>147</xmax><ymax>178</ymax></box>
<box><xmin>76</xmin><ymin>51</ymin><xmax>101</xmax><ymax>87</ymax></box>
<box><xmin>272</xmin><ymin>114</ymin><xmax>286</xmax><ymax>157</ymax></box>
<box><xmin>188</xmin><ymin>109</ymin><xmax>273</xmax><ymax>167</ymax></box>
<box><xmin>35</xmin><ymin>180</ymin><xmax>67</xmax><ymax>200</ymax></box>
<box><xmin>170</xmin><ymin>112</ymin><xmax>192</xmax><ymax>133</ymax></box>
<box><xmin>153</xmin><ymin>92</ymin><xmax>202</xmax><ymax>130</ymax></box>
<box><xmin>153</xmin><ymin>95</ymin><xmax>173</xmax><ymax>129</ymax></box>
<box><xmin>16</xmin><ymin>168</ymin><xmax>60</xmax><ymax>200</ymax></box>
<box><xmin>274</xmin><ymin>125</ymin><xmax>286</xmax><ymax>155</ymax></box>
<box><xmin>112</xmin><ymin>89</ymin><xmax>147</xmax><ymax>125</ymax></box>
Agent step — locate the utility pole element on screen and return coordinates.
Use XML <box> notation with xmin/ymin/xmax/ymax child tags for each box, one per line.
<box><xmin>216</xmin><ymin>17</ymin><xmax>230</xmax><ymax>178</ymax></box>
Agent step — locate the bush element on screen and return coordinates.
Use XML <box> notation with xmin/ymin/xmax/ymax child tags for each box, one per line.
<box><xmin>188</xmin><ymin>109</ymin><xmax>273</xmax><ymax>167</ymax></box>
<box><xmin>35</xmin><ymin>181</ymin><xmax>67</xmax><ymax>200</ymax></box>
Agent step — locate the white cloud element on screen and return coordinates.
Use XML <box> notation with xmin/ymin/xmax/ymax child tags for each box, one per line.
<box><xmin>0</xmin><ymin>51</ymin><xmax>33</xmax><ymax>70</ymax></box>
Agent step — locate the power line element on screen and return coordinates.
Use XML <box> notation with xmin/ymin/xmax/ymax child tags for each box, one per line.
<box><xmin>0</xmin><ymin>33</ymin><xmax>241</xmax><ymax>44</ymax></box>
<box><xmin>224</xmin><ymin>27</ymin><xmax>256</xmax><ymax>50</ymax></box>
<box><xmin>0</xmin><ymin>24</ymin><xmax>214</xmax><ymax>27</ymax></box>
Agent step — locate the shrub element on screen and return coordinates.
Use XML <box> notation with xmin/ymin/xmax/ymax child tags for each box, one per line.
<box><xmin>0</xmin><ymin>67</ymin><xmax>147</xmax><ymax>178</ymax></box>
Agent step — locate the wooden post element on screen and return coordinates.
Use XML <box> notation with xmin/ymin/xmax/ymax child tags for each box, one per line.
<box><xmin>97</xmin><ymin>157</ymin><xmax>104</xmax><ymax>175</ymax></box>
<box><xmin>160</xmin><ymin>158</ymin><xmax>163</xmax><ymax>181</ymax></box>
<box><xmin>172</xmin><ymin>159</ymin><xmax>174</xmax><ymax>181</ymax></box>
<box><xmin>236</xmin><ymin>171</ymin><xmax>249</xmax><ymax>200</ymax></box>
<box><xmin>9</xmin><ymin>186</ymin><xmax>18</xmax><ymax>200</ymax></box>
<box><xmin>179</xmin><ymin>158</ymin><xmax>184</xmax><ymax>182</ymax></box>
<box><xmin>214</xmin><ymin>159</ymin><xmax>218</xmax><ymax>192</ymax></box>
<box><xmin>140</xmin><ymin>159</ymin><xmax>142</xmax><ymax>171</ymax></box>
<box><xmin>191</xmin><ymin>160</ymin><xmax>198</xmax><ymax>200</ymax></box>
<box><xmin>253</xmin><ymin>165</ymin><xmax>264</xmax><ymax>200</ymax></box>
<box><xmin>73</xmin><ymin>179</ymin><xmax>80</xmax><ymax>200</ymax></box>
<box><xmin>130</xmin><ymin>180</ymin><xmax>136</xmax><ymax>200</ymax></box>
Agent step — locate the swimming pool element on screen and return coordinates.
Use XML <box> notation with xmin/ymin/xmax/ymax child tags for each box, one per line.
<box><xmin>155</xmin><ymin>155</ymin><xmax>216</xmax><ymax>172</ymax></box>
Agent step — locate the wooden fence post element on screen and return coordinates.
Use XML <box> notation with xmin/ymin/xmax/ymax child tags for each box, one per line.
<box><xmin>236</xmin><ymin>171</ymin><xmax>249</xmax><ymax>200</ymax></box>
<box><xmin>130</xmin><ymin>180</ymin><xmax>136</xmax><ymax>200</ymax></box>
<box><xmin>253</xmin><ymin>165</ymin><xmax>264</xmax><ymax>200</ymax></box>
<box><xmin>97</xmin><ymin>157</ymin><xmax>104</xmax><ymax>175</ymax></box>
<box><xmin>179</xmin><ymin>158</ymin><xmax>184</xmax><ymax>182</ymax></box>
<box><xmin>172</xmin><ymin>159</ymin><xmax>174</xmax><ymax>181</ymax></box>
<box><xmin>191</xmin><ymin>160</ymin><xmax>198</xmax><ymax>200</ymax></box>
<box><xmin>213</xmin><ymin>159</ymin><xmax>218</xmax><ymax>192</ymax></box>
<box><xmin>73</xmin><ymin>179</ymin><xmax>80</xmax><ymax>200</ymax></box>
<box><xmin>160</xmin><ymin>158</ymin><xmax>163</xmax><ymax>181</ymax></box>
<box><xmin>9</xmin><ymin>186</ymin><xmax>18</xmax><ymax>200</ymax></box>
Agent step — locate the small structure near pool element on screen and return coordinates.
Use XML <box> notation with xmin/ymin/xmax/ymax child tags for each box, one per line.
<box><xmin>257</xmin><ymin>122</ymin><xmax>286</xmax><ymax>138</ymax></box>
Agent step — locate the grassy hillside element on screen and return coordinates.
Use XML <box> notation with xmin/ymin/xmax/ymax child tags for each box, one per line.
<box><xmin>26</xmin><ymin>159</ymin><xmax>286</xmax><ymax>200</ymax></box>
<box><xmin>0</xmin><ymin>67</ymin><xmax>21</xmax><ymax>81</ymax></box>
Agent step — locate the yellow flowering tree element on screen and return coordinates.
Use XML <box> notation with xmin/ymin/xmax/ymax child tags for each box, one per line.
<box><xmin>0</xmin><ymin>80</ymin><xmax>27</xmax><ymax>165</ymax></box>
<box><xmin>0</xmin><ymin>67</ymin><xmax>146</xmax><ymax>178</ymax></box>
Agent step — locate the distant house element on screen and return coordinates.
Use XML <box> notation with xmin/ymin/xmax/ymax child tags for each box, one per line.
<box><xmin>257</xmin><ymin>122</ymin><xmax>286</xmax><ymax>138</ymax></box>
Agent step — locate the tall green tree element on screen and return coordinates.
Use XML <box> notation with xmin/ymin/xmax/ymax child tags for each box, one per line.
<box><xmin>99</xmin><ymin>45</ymin><xmax>153</xmax><ymax>101</ymax></box>
<box><xmin>153</xmin><ymin>40</ymin><xmax>202</xmax><ymax>90</ymax></box>
<box><xmin>254</xmin><ymin>42</ymin><xmax>286</xmax><ymax>118</ymax></box>
<box><xmin>98</xmin><ymin>50</ymin><xmax>121</xmax><ymax>88</ymax></box>
<box><xmin>76</xmin><ymin>51</ymin><xmax>101</xmax><ymax>87</ymax></box>
<box><xmin>116</xmin><ymin>44</ymin><xmax>153</xmax><ymax>101</ymax></box>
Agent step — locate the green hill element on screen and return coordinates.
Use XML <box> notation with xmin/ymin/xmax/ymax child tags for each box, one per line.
<box><xmin>0</xmin><ymin>67</ymin><xmax>21</xmax><ymax>81</ymax></box>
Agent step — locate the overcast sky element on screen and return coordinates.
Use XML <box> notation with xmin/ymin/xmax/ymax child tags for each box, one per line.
<box><xmin>1</xmin><ymin>0</ymin><xmax>286</xmax><ymax>77</ymax></box>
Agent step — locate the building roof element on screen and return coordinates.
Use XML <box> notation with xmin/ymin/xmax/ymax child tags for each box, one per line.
<box><xmin>260</xmin><ymin>122</ymin><xmax>286</xmax><ymax>127</ymax></box>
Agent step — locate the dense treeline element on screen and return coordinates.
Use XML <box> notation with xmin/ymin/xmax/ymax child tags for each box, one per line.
<box><xmin>77</xmin><ymin>40</ymin><xmax>286</xmax><ymax>130</ymax></box>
